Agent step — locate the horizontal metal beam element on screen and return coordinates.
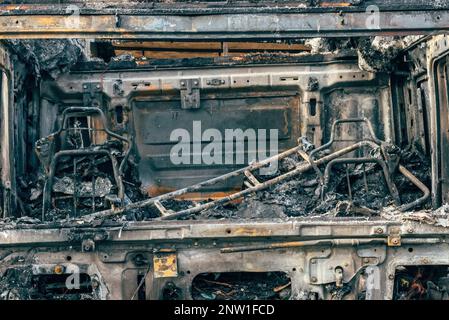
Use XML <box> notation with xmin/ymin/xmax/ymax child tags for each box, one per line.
<box><xmin>0</xmin><ymin>3</ymin><xmax>449</xmax><ymax>39</ymax></box>
<box><xmin>0</xmin><ymin>218</ymin><xmax>447</xmax><ymax>246</ymax></box>
<box><xmin>1</xmin><ymin>1</ymin><xmax>449</xmax><ymax>15</ymax></box>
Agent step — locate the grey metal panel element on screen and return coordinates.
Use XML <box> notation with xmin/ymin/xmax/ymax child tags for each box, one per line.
<box><xmin>132</xmin><ymin>89</ymin><xmax>300</xmax><ymax>195</ymax></box>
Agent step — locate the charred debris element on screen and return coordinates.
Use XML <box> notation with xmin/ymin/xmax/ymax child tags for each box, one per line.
<box><xmin>0</xmin><ymin>36</ymin><xmax>444</xmax><ymax>229</ymax></box>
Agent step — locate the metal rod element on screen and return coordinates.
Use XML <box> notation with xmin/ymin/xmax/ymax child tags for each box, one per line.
<box><xmin>362</xmin><ymin>163</ymin><xmax>369</xmax><ymax>193</ymax></box>
<box><xmin>42</xmin><ymin>149</ymin><xmax>124</xmax><ymax>220</ymax></box>
<box><xmin>160</xmin><ymin>142</ymin><xmax>381</xmax><ymax>220</ymax></box>
<box><xmin>73</xmin><ymin>157</ymin><xmax>77</xmax><ymax>218</ymax></box>
<box><xmin>81</xmin><ymin>140</ymin><xmax>379</xmax><ymax>221</ymax></box>
<box><xmin>221</xmin><ymin>238</ymin><xmax>388</xmax><ymax>253</ymax></box>
<box><xmin>321</xmin><ymin>158</ymin><xmax>401</xmax><ymax>206</ymax></box>
<box><xmin>345</xmin><ymin>164</ymin><xmax>353</xmax><ymax>201</ymax></box>
<box><xmin>309</xmin><ymin>118</ymin><xmax>382</xmax><ymax>161</ymax></box>
<box><xmin>397</xmin><ymin>165</ymin><xmax>431</xmax><ymax>212</ymax></box>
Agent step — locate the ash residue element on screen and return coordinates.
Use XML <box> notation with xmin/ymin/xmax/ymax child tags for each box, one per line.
<box><xmin>357</xmin><ymin>36</ymin><xmax>422</xmax><ymax>72</ymax></box>
<box><xmin>304</xmin><ymin>36</ymin><xmax>424</xmax><ymax>73</ymax></box>
<box><xmin>0</xmin><ymin>266</ymin><xmax>98</xmax><ymax>300</ymax></box>
<box><xmin>0</xmin><ymin>266</ymin><xmax>34</xmax><ymax>300</ymax></box>
<box><xmin>192</xmin><ymin>272</ymin><xmax>291</xmax><ymax>300</ymax></box>
<box><xmin>305</xmin><ymin>38</ymin><xmax>356</xmax><ymax>54</ymax></box>
<box><xmin>166</xmin><ymin>143</ymin><xmax>431</xmax><ymax>221</ymax></box>
<box><xmin>10</xmin><ymin>139</ymin><xmax>433</xmax><ymax>224</ymax></box>
<box><xmin>5</xmin><ymin>39</ymin><xmax>86</xmax><ymax>79</ymax></box>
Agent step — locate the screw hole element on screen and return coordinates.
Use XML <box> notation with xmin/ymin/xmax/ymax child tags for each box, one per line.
<box><xmin>408</xmin><ymin>247</ymin><xmax>414</xmax><ymax>253</ymax></box>
<box><xmin>65</xmin><ymin>255</ymin><xmax>72</xmax><ymax>261</ymax></box>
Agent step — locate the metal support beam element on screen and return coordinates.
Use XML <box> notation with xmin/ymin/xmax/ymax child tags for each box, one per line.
<box><xmin>0</xmin><ymin>2</ymin><xmax>448</xmax><ymax>39</ymax></box>
<box><xmin>0</xmin><ymin>44</ymin><xmax>15</xmax><ymax>218</ymax></box>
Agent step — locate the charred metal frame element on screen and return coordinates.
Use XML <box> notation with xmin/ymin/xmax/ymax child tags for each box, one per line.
<box><xmin>40</xmin><ymin>107</ymin><xmax>131</xmax><ymax>220</ymax></box>
<box><xmin>427</xmin><ymin>35</ymin><xmax>449</xmax><ymax>208</ymax></box>
<box><xmin>0</xmin><ymin>1</ymin><xmax>449</xmax><ymax>40</ymax></box>
<box><xmin>321</xmin><ymin>157</ymin><xmax>401</xmax><ymax>204</ymax></box>
<box><xmin>0</xmin><ymin>1</ymin><xmax>448</xmax><ymax>301</ymax></box>
<box><xmin>1</xmin><ymin>219</ymin><xmax>449</xmax><ymax>299</ymax></box>
<box><xmin>78</xmin><ymin>117</ymin><xmax>430</xmax><ymax>221</ymax></box>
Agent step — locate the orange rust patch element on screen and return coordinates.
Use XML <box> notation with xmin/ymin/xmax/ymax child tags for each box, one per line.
<box><xmin>230</xmin><ymin>227</ymin><xmax>273</xmax><ymax>236</ymax></box>
<box><xmin>153</xmin><ymin>253</ymin><xmax>178</xmax><ymax>278</ymax></box>
<box><xmin>320</xmin><ymin>2</ymin><xmax>352</xmax><ymax>7</ymax></box>
<box><xmin>146</xmin><ymin>185</ymin><xmax>243</xmax><ymax>203</ymax></box>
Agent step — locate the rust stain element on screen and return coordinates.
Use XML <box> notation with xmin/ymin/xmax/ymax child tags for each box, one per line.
<box><xmin>153</xmin><ymin>253</ymin><xmax>178</xmax><ymax>278</ymax></box>
<box><xmin>230</xmin><ymin>228</ymin><xmax>273</xmax><ymax>236</ymax></box>
<box><xmin>320</xmin><ymin>2</ymin><xmax>352</xmax><ymax>7</ymax></box>
<box><xmin>0</xmin><ymin>5</ymin><xmax>32</xmax><ymax>11</ymax></box>
<box><xmin>146</xmin><ymin>185</ymin><xmax>243</xmax><ymax>202</ymax></box>
<box><xmin>269</xmin><ymin>241</ymin><xmax>304</xmax><ymax>248</ymax></box>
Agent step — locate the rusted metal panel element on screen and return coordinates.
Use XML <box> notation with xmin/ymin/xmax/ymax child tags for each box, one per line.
<box><xmin>0</xmin><ymin>3</ymin><xmax>449</xmax><ymax>39</ymax></box>
<box><xmin>133</xmin><ymin>89</ymin><xmax>300</xmax><ymax>196</ymax></box>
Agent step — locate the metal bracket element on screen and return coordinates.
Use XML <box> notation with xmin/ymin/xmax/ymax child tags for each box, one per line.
<box><xmin>67</xmin><ymin>230</ymin><xmax>109</xmax><ymax>252</ymax></box>
<box><xmin>82</xmin><ymin>238</ymin><xmax>96</xmax><ymax>252</ymax></box>
<box><xmin>180</xmin><ymin>79</ymin><xmax>200</xmax><ymax>110</ymax></box>
<box><xmin>82</xmin><ymin>82</ymin><xmax>103</xmax><ymax>108</ymax></box>
<box><xmin>387</xmin><ymin>228</ymin><xmax>401</xmax><ymax>247</ymax></box>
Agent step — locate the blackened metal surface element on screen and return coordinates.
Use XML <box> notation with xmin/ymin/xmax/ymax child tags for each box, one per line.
<box><xmin>132</xmin><ymin>89</ymin><xmax>300</xmax><ymax>196</ymax></box>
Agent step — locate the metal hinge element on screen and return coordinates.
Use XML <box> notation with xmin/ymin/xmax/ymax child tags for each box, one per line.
<box><xmin>180</xmin><ymin>79</ymin><xmax>200</xmax><ymax>110</ymax></box>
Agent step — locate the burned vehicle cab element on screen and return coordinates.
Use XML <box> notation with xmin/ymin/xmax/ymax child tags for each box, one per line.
<box><xmin>1</xmin><ymin>1</ymin><xmax>449</xmax><ymax>301</ymax></box>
